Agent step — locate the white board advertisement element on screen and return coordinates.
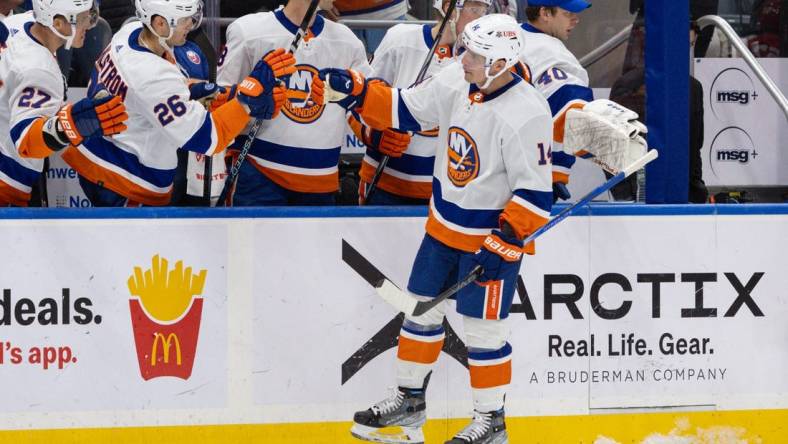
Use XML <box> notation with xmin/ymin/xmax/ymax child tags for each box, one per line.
<box><xmin>0</xmin><ymin>221</ymin><xmax>229</xmax><ymax>413</ymax></box>
<box><xmin>0</xmin><ymin>211</ymin><xmax>785</xmax><ymax>432</ymax></box>
<box><xmin>695</xmin><ymin>58</ymin><xmax>788</xmax><ymax>187</ymax></box>
<box><xmin>252</xmin><ymin>214</ymin><xmax>788</xmax><ymax>422</ymax></box>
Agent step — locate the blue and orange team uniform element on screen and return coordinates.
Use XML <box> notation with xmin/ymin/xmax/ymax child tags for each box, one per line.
<box><xmin>0</xmin><ymin>12</ymin><xmax>61</xmax><ymax>206</ymax></box>
<box><xmin>334</xmin><ymin>0</ymin><xmax>409</xmax><ymax>20</ymax></box>
<box><xmin>350</xmin><ymin>62</ymin><xmax>552</xmax><ymax>404</ymax></box>
<box><xmin>217</xmin><ymin>9</ymin><xmax>370</xmax><ymax>205</ymax></box>
<box><xmin>354</xmin><ymin>61</ymin><xmax>553</xmax><ymax>319</ymax></box>
<box><xmin>357</xmin><ymin>23</ymin><xmax>456</xmax><ymax>204</ymax></box>
<box><xmin>520</xmin><ymin>22</ymin><xmax>594</xmax><ymax>186</ymax></box>
<box><xmin>61</xmin><ymin>22</ymin><xmax>252</xmax><ymax>206</ymax></box>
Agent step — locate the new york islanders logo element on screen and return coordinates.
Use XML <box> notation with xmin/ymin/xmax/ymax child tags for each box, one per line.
<box><xmin>282</xmin><ymin>64</ymin><xmax>325</xmax><ymax>124</ymax></box>
<box><xmin>446</xmin><ymin>127</ymin><xmax>480</xmax><ymax>187</ymax></box>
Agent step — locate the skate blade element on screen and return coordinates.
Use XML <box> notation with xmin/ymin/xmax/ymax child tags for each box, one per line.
<box><xmin>350</xmin><ymin>423</ymin><xmax>424</xmax><ymax>444</ymax></box>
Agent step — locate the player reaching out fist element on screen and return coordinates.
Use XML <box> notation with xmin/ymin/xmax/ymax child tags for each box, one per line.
<box><xmin>216</xmin><ymin>0</ymin><xmax>371</xmax><ymax>206</ymax></box>
<box><xmin>59</xmin><ymin>0</ymin><xmax>295</xmax><ymax>207</ymax></box>
<box><xmin>318</xmin><ymin>14</ymin><xmax>553</xmax><ymax>444</ymax></box>
<box><xmin>0</xmin><ymin>0</ymin><xmax>129</xmax><ymax>207</ymax></box>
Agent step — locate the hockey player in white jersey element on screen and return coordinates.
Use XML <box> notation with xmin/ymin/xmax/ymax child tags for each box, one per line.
<box><xmin>62</xmin><ymin>0</ymin><xmax>295</xmax><ymax>206</ymax></box>
<box><xmin>316</xmin><ymin>14</ymin><xmax>552</xmax><ymax>444</ymax></box>
<box><xmin>216</xmin><ymin>0</ymin><xmax>371</xmax><ymax>206</ymax></box>
<box><xmin>519</xmin><ymin>0</ymin><xmax>593</xmax><ymax>203</ymax></box>
<box><xmin>353</xmin><ymin>0</ymin><xmax>494</xmax><ymax>205</ymax></box>
<box><xmin>0</xmin><ymin>0</ymin><xmax>128</xmax><ymax>206</ymax></box>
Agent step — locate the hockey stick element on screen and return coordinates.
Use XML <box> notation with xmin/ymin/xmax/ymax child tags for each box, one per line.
<box><xmin>374</xmin><ymin>149</ymin><xmax>659</xmax><ymax>317</ymax></box>
<box><xmin>362</xmin><ymin>0</ymin><xmax>458</xmax><ymax>205</ymax></box>
<box><xmin>216</xmin><ymin>0</ymin><xmax>320</xmax><ymax>206</ymax></box>
<box><xmin>202</xmin><ymin>155</ymin><xmax>212</xmax><ymax>206</ymax></box>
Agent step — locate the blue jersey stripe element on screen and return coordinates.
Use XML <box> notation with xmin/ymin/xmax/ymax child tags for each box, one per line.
<box><xmin>181</xmin><ymin>113</ymin><xmax>214</xmax><ymax>154</ymax></box>
<box><xmin>552</xmin><ymin>150</ymin><xmax>577</xmax><ymax>169</ymax></box>
<box><xmin>513</xmin><ymin>189</ymin><xmax>553</xmax><ymax>213</ymax></box>
<box><xmin>397</xmin><ymin>98</ymin><xmax>422</xmax><ymax>132</ymax></box>
<box><xmin>366</xmin><ymin>149</ymin><xmax>434</xmax><ymax>176</ymax></box>
<box><xmin>432</xmin><ymin>179</ymin><xmax>500</xmax><ymax>229</ymax></box>
<box><xmin>81</xmin><ymin>137</ymin><xmax>176</xmax><ymax>188</ymax></box>
<box><xmin>547</xmin><ymin>84</ymin><xmax>594</xmax><ymax>117</ymax></box>
<box><xmin>10</xmin><ymin>117</ymin><xmax>38</xmax><ymax>145</ymax></box>
<box><xmin>273</xmin><ymin>9</ymin><xmax>325</xmax><ymax>38</ymax></box>
<box><xmin>0</xmin><ymin>150</ymin><xmax>41</xmax><ymax>186</ymax></box>
<box><xmin>246</xmin><ymin>138</ymin><xmax>341</xmax><ymax>170</ymax></box>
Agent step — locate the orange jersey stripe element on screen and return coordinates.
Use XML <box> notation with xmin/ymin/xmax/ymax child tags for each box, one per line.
<box><xmin>552</xmin><ymin>171</ymin><xmax>570</xmax><ymax>185</ymax></box>
<box><xmin>346</xmin><ymin>113</ymin><xmax>365</xmax><ymax>141</ymax></box>
<box><xmin>469</xmin><ymin>360</ymin><xmax>512</xmax><ymax>389</ymax></box>
<box><xmin>499</xmin><ymin>201</ymin><xmax>549</xmax><ymax>255</ymax></box>
<box><xmin>553</xmin><ymin>102</ymin><xmax>585</xmax><ymax>144</ymax></box>
<box><xmin>211</xmin><ymin>99</ymin><xmax>252</xmax><ymax>154</ymax></box>
<box><xmin>417</xmin><ymin>128</ymin><xmax>439</xmax><ymax>137</ymax></box>
<box><xmin>334</xmin><ymin>0</ymin><xmax>400</xmax><ymax>14</ymax></box>
<box><xmin>16</xmin><ymin>118</ymin><xmax>54</xmax><ymax>159</ymax></box>
<box><xmin>397</xmin><ymin>335</ymin><xmax>444</xmax><ymax>365</ymax></box>
<box><xmin>358</xmin><ymin>81</ymin><xmax>395</xmax><ymax>130</ymax></box>
<box><xmin>426</xmin><ymin>208</ymin><xmax>486</xmax><ymax>253</ymax></box>
<box><xmin>61</xmin><ymin>147</ymin><xmax>172</xmax><ymax>206</ymax></box>
<box><xmin>0</xmin><ymin>181</ymin><xmax>30</xmax><ymax>206</ymax></box>
<box><xmin>249</xmin><ymin>159</ymin><xmax>339</xmax><ymax>194</ymax></box>
<box><xmin>359</xmin><ymin>161</ymin><xmax>432</xmax><ymax>199</ymax></box>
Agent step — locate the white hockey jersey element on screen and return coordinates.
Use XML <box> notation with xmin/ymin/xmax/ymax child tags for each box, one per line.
<box><xmin>62</xmin><ymin>22</ymin><xmax>250</xmax><ymax>205</ymax></box>
<box><xmin>357</xmin><ymin>63</ymin><xmax>553</xmax><ymax>253</ymax></box>
<box><xmin>0</xmin><ymin>13</ymin><xmax>63</xmax><ymax>206</ymax></box>
<box><xmin>334</xmin><ymin>0</ymin><xmax>409</xmax><ymax>20</ymax></box>
<box><xmin>217</xmin><ymin>10</ymin><xmax>371</xmax><ymax>194</ymax></box>
<box><xmin>520</xmin><ymin>23</ymin><xmax>593</xmax><ymax>184</ymax></box>
<box><xmin>362</xmin><ymin>23</ymin><xmax>455</xmax><ymax>200</ymax></box>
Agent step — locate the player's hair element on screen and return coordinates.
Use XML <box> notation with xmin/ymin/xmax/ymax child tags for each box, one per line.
<box><xmin>433</xmin><ymin>0</ymin><xmax>452</xmax><ymax>19</ymax></box>
<box><xmin>525</xmin><ymin>6</ymin><xmax>558</xmax><ymax>22</ymax></box>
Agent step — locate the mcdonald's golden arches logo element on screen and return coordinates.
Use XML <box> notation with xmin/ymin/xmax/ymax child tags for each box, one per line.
<box><xmin>127</xmin><ymin>255</ymin><xmax>207</xmax><ymax>380</ymax></box>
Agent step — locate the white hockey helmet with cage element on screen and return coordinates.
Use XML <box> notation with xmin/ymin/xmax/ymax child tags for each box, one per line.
<box><xmin>135</xmin><ymin>0</ymin><xmax>203</xmax><ymax>49</ymax></box>
<box><xmin>460</xmin><ymin>14</ymin><xmax>524</xmax><ymax>88</ymax></box>
<box><xmin>32</xmin><ymin>0</ymin><xmax>97</xmax><ymax>49</ymax></box>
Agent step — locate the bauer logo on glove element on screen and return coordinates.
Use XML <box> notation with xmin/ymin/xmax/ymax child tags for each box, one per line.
<box><xmin>482</xmin><ymin>235</ymin><xmax>523</xmax><ymax>262</ymax></box>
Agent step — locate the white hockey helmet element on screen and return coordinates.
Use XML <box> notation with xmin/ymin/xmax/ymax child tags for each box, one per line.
<box><xmin>460</xmin><ymin>14</ymin><xmax>524</xmax><ymax>88</ymax></box>
<box><xmin>32</xmin><ymin>0</ymin><xmax>97</xmax><ymax>49</ymax></box>
<box><xmin>135</xmin><ymin>0</ymin><xmax>203</xmax><ymax>48</ymax></box>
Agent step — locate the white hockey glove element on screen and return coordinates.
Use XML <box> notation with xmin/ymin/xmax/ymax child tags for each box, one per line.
<box><xmin>564</xmin><ymin>99</ymin><xmax>648</xmax><ymax>174</ymax></box>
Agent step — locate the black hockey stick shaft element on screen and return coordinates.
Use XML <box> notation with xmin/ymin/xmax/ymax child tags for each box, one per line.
<box><xmin>203</xmin><ymin>155</ymin><xmax>212</xmax><ymax>205</ymax></box>
<box><xmin>39</xmin><ymin>157</ymin><xmax>49</xmax><ymax>208</ymax></box>
<box><xmin>363</xmin><ymin>0</ymin><xmax>458</xmax><ymax>205</ymax></box>
<box><xmin>216</xmin><ymin>0</ymin><xmax>320</xmax><ymax>206</ymax></box>
<box><xmin>410</xmin><ymin>150</ymin><xmax>660</xmax><ymax>316</ymax></box>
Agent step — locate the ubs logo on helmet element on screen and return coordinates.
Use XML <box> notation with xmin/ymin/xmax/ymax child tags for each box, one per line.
<box><xmin>282</xmin><ymin>64</ymin><xmax>325</xmax><ymax>124</ymax></box>
<box><xmin>446</xmin><ymin>127</ymin><xmax>479</xmax><ymax>187</ymax></box>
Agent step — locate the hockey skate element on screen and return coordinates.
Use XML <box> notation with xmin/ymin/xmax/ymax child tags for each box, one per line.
<box><xmin>350</xmin><ymin>386</ymin><xmax>426</xmax><ymax>444</ymax></box>
<box><xmin>445</xmin><ymin>409</ymin><xmax>508</xmax><ymax>444</ymax></box>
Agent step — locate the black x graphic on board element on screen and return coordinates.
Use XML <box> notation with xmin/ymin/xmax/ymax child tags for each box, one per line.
<box><xmin>340</xmin><ymin>240</ymin><xmax>468</xmax><ymax>385</ymax></box>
